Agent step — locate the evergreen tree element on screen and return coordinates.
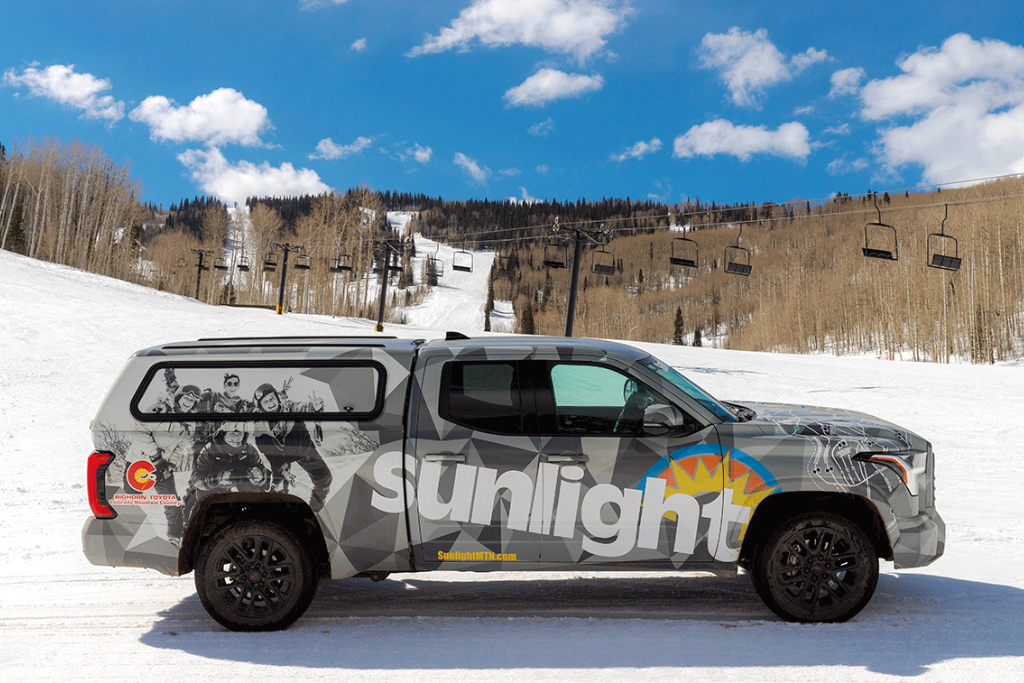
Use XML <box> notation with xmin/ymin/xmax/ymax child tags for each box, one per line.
<box><xmin>693</xmin><ymin>326</ymin><xmax>702</xmax><ymax>347</ymax></box>
<box><xmin>673</xmin><ymin>306</ymin><xmax>685</xmax><ymax>345</ymax></box>
<box><xmin>521</xmin><ymin>305</ymin><xmax>536</xmax><ymax>335</ymax></box>
<box><xmin>5</xmin><ymin>202</ymin><xmax>27</xmax><ymax>254</ymax></box>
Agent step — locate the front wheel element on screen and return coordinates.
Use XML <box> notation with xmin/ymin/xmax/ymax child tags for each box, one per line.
<box><xmin>752</xmin><ymin>511</ymin><xmax>878</xmax><ymax>622</ymax></box>
<box><xmin>194</xmin><ymin>519</ymin><xmax>318</xmax><ymax>631</ymax></box>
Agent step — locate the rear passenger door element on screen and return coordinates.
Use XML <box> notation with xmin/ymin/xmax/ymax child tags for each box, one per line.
<box><xmin>407</xmin><ymin>349</ymin><xmax>543</xmax><ymax>568</ymax></box>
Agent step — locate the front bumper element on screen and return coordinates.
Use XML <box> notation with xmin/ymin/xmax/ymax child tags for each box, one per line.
<box><xmin>892</xmin><ymin>507</ymin><xmax>945</xmax><ymax>569</ymax></box>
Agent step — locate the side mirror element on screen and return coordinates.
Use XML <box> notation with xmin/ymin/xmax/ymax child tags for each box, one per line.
<box><xmin>642</xmin><ymin>404</ymin><xmax>686</xmax><ymax>437</ymax></box>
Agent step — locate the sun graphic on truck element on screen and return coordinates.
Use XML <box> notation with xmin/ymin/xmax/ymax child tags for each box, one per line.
<box><xmin>641</xmin><ymin>445</ymin><xmax>780</xmax><ymax>547</ymax></box>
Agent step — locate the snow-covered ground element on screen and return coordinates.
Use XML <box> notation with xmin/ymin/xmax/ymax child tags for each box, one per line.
<box><xmin>1</xmin><ymin>246</ymin><xmax>1023</xmax><ymax>682</ymax></box>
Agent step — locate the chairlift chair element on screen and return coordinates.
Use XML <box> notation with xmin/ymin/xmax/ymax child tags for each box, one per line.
<box><xmin>669</xmin><ymin>236</ymin><xmax>699</xmax><ymax>269</ymax></box>
<box><xmin>236</xmin><ymin>256</ymin><xmax>250</xmax><ymax>272</ymax></box>
<box><xmin>329</xmin><ymin>255</ymin><xmax>353</xmax><ymax>273</ymax></box>
<box><xmin>724</xmin><ymin>246</ymin><xmax>752</xmax><ymax>276</ymax></box>
<box><xmin>863</xmin><ymin>193</ymin><xmax>899</xmax><ymax>261</ymax></box>
<box><xmin>927</xmin><ymin>204</ymin><xmax>962</xmax><ymax>272</ymax></box>
<box><xmin>213</xmin><ymin>257</ymin><xmax>228</xmax><ymax>271</ymax></box>
<box><xmin>592</xmin><ymin>247</ymin><xmax>615</xmax><ymax>275</ymax></box>
<box><xmin>724</xmin><ymin>225</ymin><xmax>752</xmax><ymax>276</ymax></box>
<box><xmin>174</xmin><ymin>257</ymin><xmax>187</xmax><ymax>270</ymax></box>
<box><xmin>263</xmin><ymin>252</ymin><xmax>278</xmax><ymax>272</ymax></box>
<box><xmin>543</xmin><ymin>240</ymin><xmax>568</xmax><ymax>269</ymax></box>
<box><xmin>495</xmin><ymin>255</ymin><xmax>516</xmax><ymax>279</ymax></box>
<box><xmin>427</xmin><ymin>243</ymin><xmax>444</xmax><ymax>277</ymax></box>
<box><xmin>293</xmin><ymin>253</ymin><xmax>311</xmax><ymax>271</ymax></box>
<box><xmin>452</xmin><ymin>249</ymin><xmax>473</xmax><ymax>272</ymax></box>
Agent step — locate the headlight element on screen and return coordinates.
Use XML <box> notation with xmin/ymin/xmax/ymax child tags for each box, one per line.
<box><xmin>857</xmin><ymin>451</ymin><xmax>928</xmax><ymax>496</ymax></box>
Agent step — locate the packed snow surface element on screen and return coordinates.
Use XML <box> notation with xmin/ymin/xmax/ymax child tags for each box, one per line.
<box><xmin>1</xmin><ymin>244</ymin><xmax>1022</xmax><ymax>682</ymax></box>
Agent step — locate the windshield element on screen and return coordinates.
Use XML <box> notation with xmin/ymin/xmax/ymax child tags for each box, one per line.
<box><xmin>639</xmin><ymin>355</ymin><xmax>738</xmax><ymax>423</ymax></box>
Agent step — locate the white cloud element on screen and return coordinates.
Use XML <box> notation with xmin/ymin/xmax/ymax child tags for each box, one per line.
<box><xmin>2</xmin><ymin>63</ymin><xmax>124</xmax><ymax>121</ymax></box>
<box><xmin>504</xmin><ymin>68</ymin><xmax>604</xmax><ymax>107</ymax></box>
<box><xmin>697</xmin><ymin>27</ymin><xmax>829</xmax><ymax>108</ymax></box>
<box><xmin>178</xmin><ymin>148</ymin><xmax>329</xmax><ymax>207</ymax></box>
<box><xmin>454</xmin><ymin>152</ymin><xmax>491</xmax><ymax>184</ymax></box>
<box><xmin>537</xmin><ymin>164</ymin><xmax>550</xmax><ymax>174</ymax></box>
<box><xmin>351</xmin><ymin>38</ymin><xmax>367</xmax><ymax>51</ymax></box>
<box><xmin>498</xmin><ymin>167</ymin><xmax>522</xmax><ymax>177</ymax></box>
<box><xmin>860</xmin><ymin>33</ymin><xmax>1024</xmax><ymax>183</ymax></box>
<box><xmin>824</xmin><ymin>123</ymin><xmax>852</xmax><ymax>136</ymax></box>
<box><xmin>300</xmin><ymin>0</ymin><xmax>353</xmax><ymax>10</ymax></box>
<box><xmin>411</xmin><ymin>143</ymin><xmax>432</xmax><ymax>163</ymax></box>
<box><xmin>309</xmin><ymin>136</ymin><xmax>373</xmax><ymax>160</ymax></box>
<box><xmin>672</xmin><ymin>119</ymin><xmax>811</xmax><ymax>161</ymax></box>
<box><xmin>529</xmin><ymin>117</ymin><xmax>555</xmax><ymax>136</ymax></box>
<box><xmin>512</xmin><ymin>187</ymin><xmax>541</xmax><ymax>203</ymax></box>
<box><xmin>610</xmin><ymin>137</ymin><xmax>663</xmax><ymax>162</ymax></box>
<box><xmin>826</xmin><ymin>154</ymin><xmax>870</xmax><ymax>175</ymax></box>
<box><xmin>407</xmin><ymin>0</ymin><xmax>631</xmax><ymax>63</ymax></box>
<box><xmin>829</xmin><ymin>67</ymin><xmax>866</xmax><ymax>97</ymax></box>
<box><xmin>130</xmin><ymin>88</ymin><xmax>270</xmax><ymax>146</ymax></box>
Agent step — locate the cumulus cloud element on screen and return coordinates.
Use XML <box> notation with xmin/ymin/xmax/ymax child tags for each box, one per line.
<box><xmin>673</xmin><ymin>119</ymin><xmax>811</xmax><ymax>161</ymax></box>
<box><xmin>407</xmin><ymin>0</ymin><xmax>631</xmax><ymax>63</ymax></box>
<box><xmin>351</xmin><ymin>38</ymin><xmax>367</xmax><ymax>51</ymax></box>
<box><xmin>610</xmin><ymin>137</ymin><xmax>663</xmax><ymax>162</ymax></box>
<box><xmin>410</xmin><ymin>143</ymin><xmax>432</xmax><ymax>163</ymax></box>
<box><xmin>697</xmin><ymin>27</ymin><xmax>829</xmax><ymax>108</ymax></box>
<box><xmin>504</xmin><ymin>68</ymin><xmax>604</xmax><ymax>107</ymax></box>
<box><xmin>178</xmin><ymin>148</ymin><xmax>329</xmax><ymax>207</ymax></box>
<box><xmin>309</xmin><ymin>136</ymin><xmax>373</xmax><ymax>160</ymax></box>
<box><xmin>2</xmin><ymin>63</ymin><xmax>124</xmax><ymax>121</ymax></box>
<box><xmin>130</xmin><ymin>88</ymin><xmax>270</xmax><ymax>146</ymax></box>
<box><xmin>860</xmin><ymin>33</ymin><xmax>1024</xmax><ymax>183</ymax></box>
<box><xmin>454</xmin><ymin>152</ymin><xmax>491</xmax><ymax>184</ymax></box>
<box><xmin>529</xmin><ymin>117</ymin><xmax>555</xmax><ymax>136</ymax></box>
<box><xmin>829</xmin><ymin>67</ymin><xmax>866</xmax><ymax>97</ymax></box>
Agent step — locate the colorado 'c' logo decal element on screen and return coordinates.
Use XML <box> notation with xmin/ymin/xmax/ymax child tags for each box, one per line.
<box><xmin>127</xmin><ymin>461</ymin><xmax>156</xmax><ymax>492</ymax></box>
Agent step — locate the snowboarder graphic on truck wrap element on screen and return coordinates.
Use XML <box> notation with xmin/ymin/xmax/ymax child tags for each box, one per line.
<box><xmin>183</xmin><ymin>421</ymin><xmax>271</xmax><ymax>525</ymax></box>
<box><xmin>252</xmin><ymin>381</ymin><xmax>332</xmax><ymax>511</ymax></box>
<box><xmin>133</xmin><ymin>384</ymin><xmax>203</xmax><ymax>541</ymax></box>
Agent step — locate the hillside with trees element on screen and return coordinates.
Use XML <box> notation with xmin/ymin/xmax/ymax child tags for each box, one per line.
<box><xmin>3</xmin><ymin>137</ymin><xmax>1022</xmax><ymax>362</ymax></box>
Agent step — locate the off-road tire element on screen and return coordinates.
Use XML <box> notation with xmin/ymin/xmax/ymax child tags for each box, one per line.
<box><xmin>195</xmin><ymin>519</ymin><xmax>317</xmax><ymax>631</ymax></box>
<box><xmin>752</xmin><ymin>511</ymin><xmax>878</xmax><ymax>622</ymax></box>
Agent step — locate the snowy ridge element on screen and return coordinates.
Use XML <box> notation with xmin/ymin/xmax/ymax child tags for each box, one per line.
<box><xmin>1</xmin><ymin>247</ymin><xmax>1023</xmax><ymax>682</ymax></box>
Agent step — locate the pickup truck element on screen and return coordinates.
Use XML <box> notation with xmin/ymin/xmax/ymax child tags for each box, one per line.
<box><xmin>83</xmin><ymin>334</ymin><xmax>944</xmax><ymax>630</ymax></box>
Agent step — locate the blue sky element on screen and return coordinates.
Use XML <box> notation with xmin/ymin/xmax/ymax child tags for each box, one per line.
<box><xmin>3</xmin><ymin>0</ymin><xmax>1023</xmax><ymax>209</ymax></box>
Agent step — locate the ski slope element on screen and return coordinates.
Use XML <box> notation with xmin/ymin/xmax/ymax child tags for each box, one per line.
<box><xmin>1</xmin><ymin>246</ymin><xmax>1023</xmax><ymax>683</ymax></box>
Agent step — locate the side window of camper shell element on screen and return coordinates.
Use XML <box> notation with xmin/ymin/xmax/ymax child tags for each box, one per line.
<box><xmin>130</xmin><ymin>361</ymin><xmax>386</xmax><ymax>421</ymax></box>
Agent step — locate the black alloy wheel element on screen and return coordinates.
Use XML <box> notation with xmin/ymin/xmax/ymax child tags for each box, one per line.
<box><xmin>195</xmin><ymin>519</ymin><xmax>317</xmax><ymax>631</ymax></box>
<box><xmin>753</xmin><ymin>511</ymin><xmax>878</xmax><ymax>622</ymax></box>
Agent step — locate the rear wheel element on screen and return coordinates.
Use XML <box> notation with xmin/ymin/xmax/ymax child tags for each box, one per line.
<box><xmin>753</xmin><ymin>511</ymin><xmax>878</xmax><ymax>622</ymax></box>
<box><xmin>194</xmin><ymin>519</ymin><xmax>317</xmax><ymax>631</ymax></box>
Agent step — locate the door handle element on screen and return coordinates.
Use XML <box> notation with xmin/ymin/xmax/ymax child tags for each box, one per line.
<box><xmin>543</xmin><ymin>452</ymin><xmax>588</xmax><ymax>463</ymax></box>
<box><xmin>424</xmin><ymin>453</ymin><xmax>467</xmax><ymax>463</ymax></box>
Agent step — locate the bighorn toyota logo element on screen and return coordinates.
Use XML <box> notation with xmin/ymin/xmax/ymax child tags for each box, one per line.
<box><xmin>126</xmin><ymin>461</ymin><xmax>156</xmax><ymax>492</ymax></box>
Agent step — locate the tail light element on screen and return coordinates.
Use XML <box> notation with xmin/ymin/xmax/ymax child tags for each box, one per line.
<box><xmin>88</xmin><ymin>451</ymin><xmax>117</xmax><ymax>519</ymax></box>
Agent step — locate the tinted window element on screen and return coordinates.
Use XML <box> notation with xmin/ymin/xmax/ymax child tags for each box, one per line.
<box><xmin>440</xmin><ymin>362</ymin><xmax>523</xmax><ymax>434</ymax></box>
